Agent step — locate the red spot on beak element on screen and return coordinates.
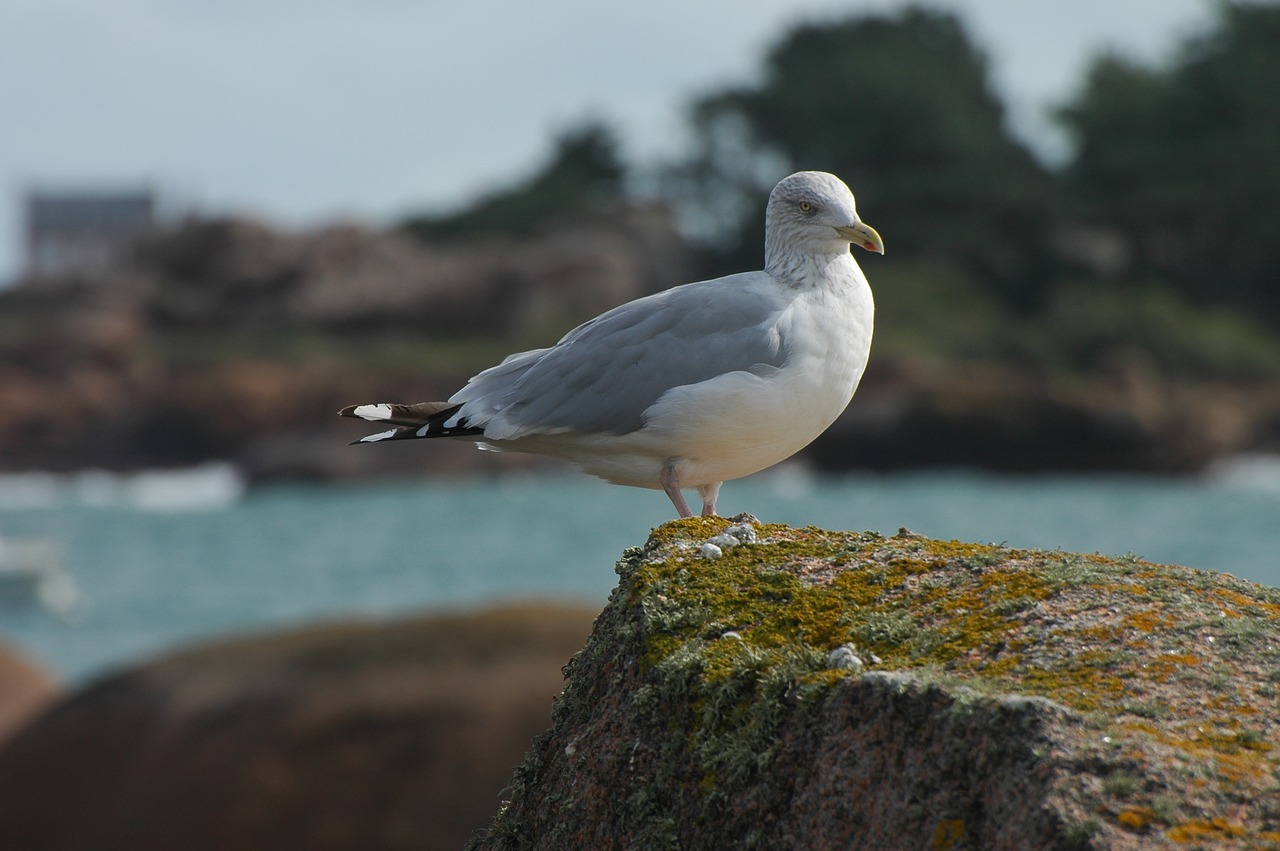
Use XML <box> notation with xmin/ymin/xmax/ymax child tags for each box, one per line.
<box><xmin>863</xmin><ymin>242</ymin><xmax>877</xmax><ymax>252</ymax></box>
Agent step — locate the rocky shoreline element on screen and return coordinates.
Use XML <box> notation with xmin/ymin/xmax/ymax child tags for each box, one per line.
<box><xmin>3</xmin><ymin>209</ymin><xmax>1279</xmax><ymax>481</ymax></box>
<box><xmin>3</xmin><ymin>334</ymin><xmax>1276</xmax><ymax>483</ymax></box>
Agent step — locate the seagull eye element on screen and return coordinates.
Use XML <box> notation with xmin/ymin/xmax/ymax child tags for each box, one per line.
<box><xmin>799</xmin><ymin>201</ymin><xmax>812</xmax><ymax>213</ymax></box>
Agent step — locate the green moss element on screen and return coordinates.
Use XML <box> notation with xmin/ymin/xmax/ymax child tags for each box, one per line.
<box><xmin>1102</xmin><ymin>771</ymin><xmax>1142</xmax><ymax>798</ymax></box>
<box><xmin>475</xmin><ymin>520</ymin><xmax>1280</xmax><ymax>850</ymax></box>
<box><xmin>633</xmin><ymin>523</ymin><xmax>1072</xmax><ymax>703</ymax></box>
<box><xmin>619</xmin><ymin>520</ymin><xmax>1280</xmax><ymax>842</ymax></box>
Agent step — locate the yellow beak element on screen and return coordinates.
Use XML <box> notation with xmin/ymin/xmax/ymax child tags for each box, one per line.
<box><xmin>835</xmin><ymin>222</ymin><xmax>885</xmax><ymax>255</ymax></box>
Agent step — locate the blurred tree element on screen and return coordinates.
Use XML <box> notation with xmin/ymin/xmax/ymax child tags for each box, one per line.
<box><xmin>402</xmin><ymin>121</ymin><xmax>626</xmax><ymax>239</ymax></box>
<box><xmin>668</xmin><ymin>6</ymin><xmax>1058</xmax><ymax>309</ymax></box>
<box><xmin>1058</xmin><ymin>3</ymin><xmax>1280</xmax><ymax>320</ymax></box>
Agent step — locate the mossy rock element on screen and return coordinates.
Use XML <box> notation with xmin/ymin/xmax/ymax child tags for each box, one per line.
<box><xmin>471</xmin><ymin>519</ymin><xmax>1280</xmax><ymax>850</ymax></box>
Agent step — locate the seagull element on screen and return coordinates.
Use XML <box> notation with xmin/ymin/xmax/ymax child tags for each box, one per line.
<box><xmin>341</xmin><ymin>170</ymin><xmax>883</xmax><ymax>518</ymax></box>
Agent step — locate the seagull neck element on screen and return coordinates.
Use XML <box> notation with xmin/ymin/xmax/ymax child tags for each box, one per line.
<box><xmin>765</xmin><ymin>247</ymin><xmax>856</xmax><ymax>288</ymax></box>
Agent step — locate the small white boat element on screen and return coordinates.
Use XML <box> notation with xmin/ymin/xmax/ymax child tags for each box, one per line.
<box><xmin>0</xmin><ymin>535</ymin><xmax>82</xmax><ymax>617</ymax></box>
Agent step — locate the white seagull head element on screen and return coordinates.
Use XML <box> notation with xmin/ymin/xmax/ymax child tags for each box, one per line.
<box><xmin>764</xmin><ymin>171</ymin><xmax>884</xmax><ymax>270</ymax></box>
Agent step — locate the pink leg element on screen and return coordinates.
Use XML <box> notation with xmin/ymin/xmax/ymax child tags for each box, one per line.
<box><xmin>697</xmin><ymin>482</ymin><xmax>722</xmax><ymax>517</ymax></box>
<box><xmin>660</xmin><ymin>462</ymin><xmax>694</xmax><ymax>518</ymax></box>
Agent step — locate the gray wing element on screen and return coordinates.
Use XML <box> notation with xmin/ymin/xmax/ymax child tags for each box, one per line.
<box><xmin>450</xmin><ymin>271</ymin><xmax>789</xmax><ymax>438</ymax></box>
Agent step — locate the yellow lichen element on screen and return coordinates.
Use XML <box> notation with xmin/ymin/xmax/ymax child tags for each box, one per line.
<box><xmin>1122</xmin><ymin>610</ymin><xmax>1176</xmax><ymax>632</ymax></box>
<box><xmin>619</xmin><ymin>520</ymin><xmax>1280</xmax><ymax>845</ymax></box>
<box><xmin>930</xmin><ymin>818</ymin><xmax>966</xmax><ymax>850</ymax></box>
<box><xmin>1166</xmin><ymin>817</ymin><xmax>1247</xmax><ymax>842</ymax></box>
<box><xmin>1117</xmin><ymin>807</ymin><xmax>1152</xmax><ymax>830</ymax></box>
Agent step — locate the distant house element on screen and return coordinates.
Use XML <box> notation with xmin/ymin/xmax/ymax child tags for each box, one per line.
<box><xmin>23</xmin><ymin>188</ymin><xmax>156</xmax><ymax>280</ymax></box>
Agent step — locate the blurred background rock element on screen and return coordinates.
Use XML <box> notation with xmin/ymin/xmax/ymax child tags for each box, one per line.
<box><xmin>0</xmin><ymin>603</ymin><xmax>597</xmax><ymax>851</ymax></box>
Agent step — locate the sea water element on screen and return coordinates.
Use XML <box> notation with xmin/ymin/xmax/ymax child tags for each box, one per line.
<box><xmin>0</xmin><ymin>462</ymin><xmax>1277</xmax><ymax>683</ymax></box>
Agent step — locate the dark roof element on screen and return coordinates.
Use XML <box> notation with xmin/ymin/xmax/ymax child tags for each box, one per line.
<box><xmin>27</xmin><ymin>191</ymin><xmax>155</xmax><ymax>234</ymax></box>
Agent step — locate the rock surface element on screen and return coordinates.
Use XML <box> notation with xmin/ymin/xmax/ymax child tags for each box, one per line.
<box><xmin>0</xmin><ymin>205</ymin><xmax>693</xmax><ymax>478</ymax></box>
<box><xmin>817</xmin><ymin>360</ymin><xmax>1280</xmax><ymax>475</ymax></box>
<box><xmin>0</xmin><ymin>602</ymin><xmax>597</xmax><ymax>851</ymax></box>
<box><xmin>133</xmin><ymin>205</ymin><xmax>689</xmax><ymax>335</ymax></box>
<box><xmin>471</xmin><ymin>519</ymin><xmax>1280</xmax><ymax>850</ymax></box>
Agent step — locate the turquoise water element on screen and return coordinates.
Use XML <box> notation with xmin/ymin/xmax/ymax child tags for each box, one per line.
<box><xmin>1</xmin><ymin>466</ymin><xmax>1277</xmax><ymax>683</ymax></box>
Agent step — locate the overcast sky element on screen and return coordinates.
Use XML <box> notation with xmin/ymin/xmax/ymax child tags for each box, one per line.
<box><xmin>1</xmin><ymin>0</ymin><xmax>1212</xmax><ymax>281</ymax></box>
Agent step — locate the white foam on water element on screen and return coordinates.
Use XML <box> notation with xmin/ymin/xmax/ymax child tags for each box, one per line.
<box><xmin>0</xmin><ymin>463</ymin><xmax>246</xmax><ymax>512</ymax></box>
<box><xmin>1206</xmin><ymin>453</ymin><xmax>1280</xmax><ymax>494</ymax></box>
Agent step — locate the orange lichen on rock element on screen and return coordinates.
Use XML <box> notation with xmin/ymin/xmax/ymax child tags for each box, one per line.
<box><xmin>471</xmin><ymin>520</ymin><xmax>1280</xmax><ymax>850</ymax></box>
